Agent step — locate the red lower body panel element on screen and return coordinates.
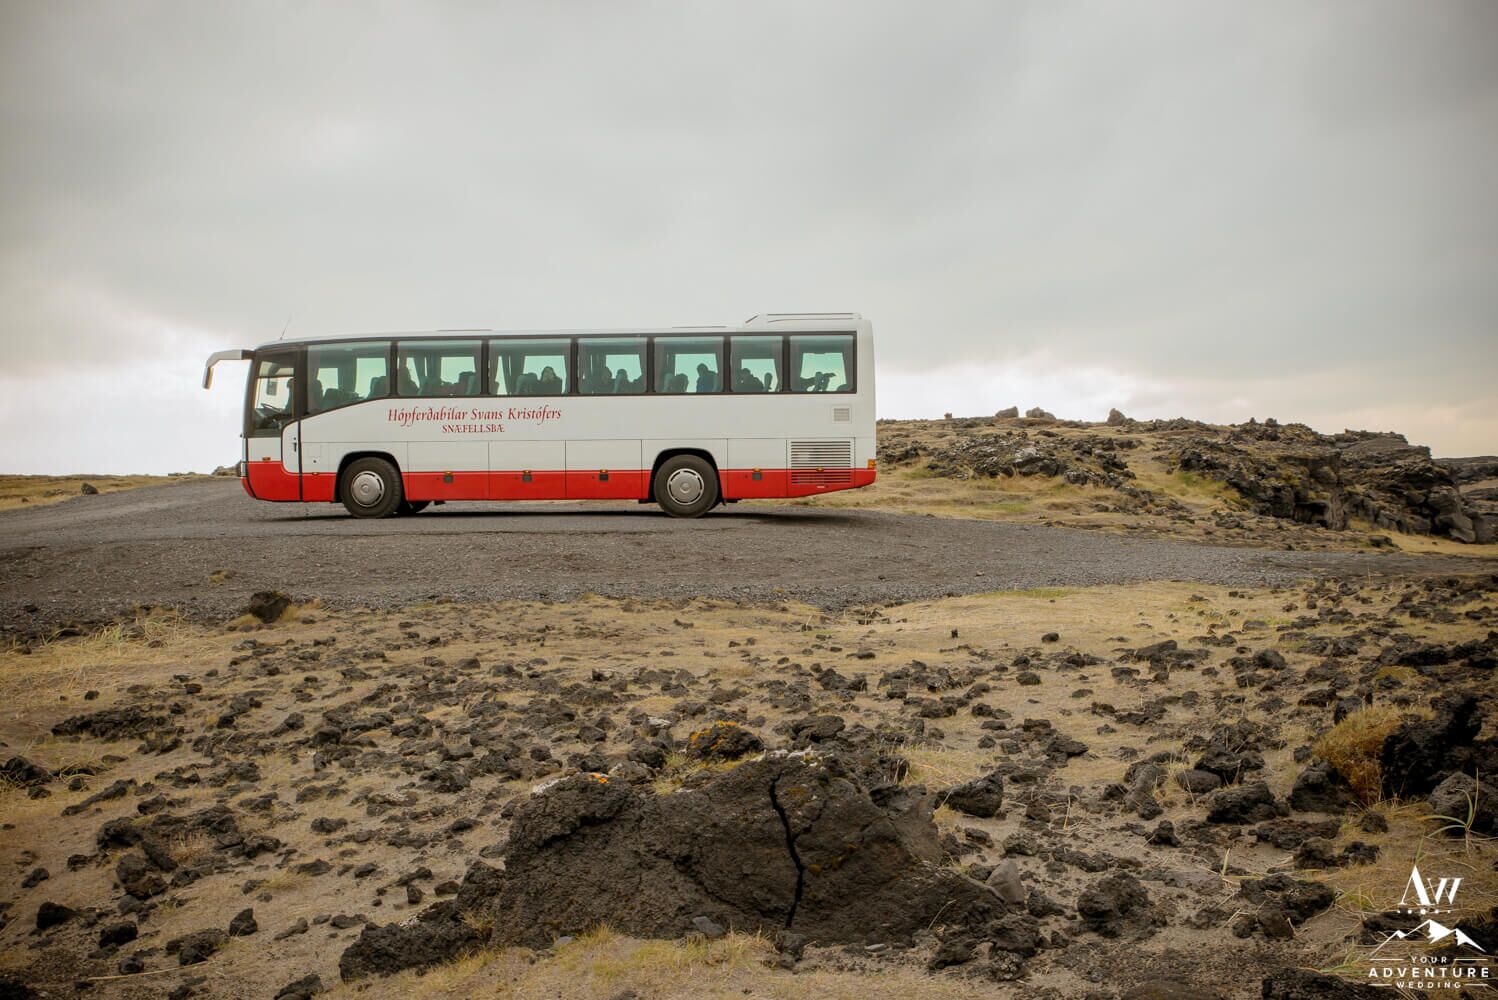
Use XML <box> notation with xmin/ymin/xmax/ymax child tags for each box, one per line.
<box><xmin>720</xmin><ymin>469</ymin><xmax>790</xmax><ymax>498</ymax></box>
<box><xmin>404</xmin><ymin>472</ymin><xmax>490</xmax><ymax>502</ymax></box>
<box><xmin>244</xmin><ymin>461</ymin><xmax>300</xmax><ymax>501</ymax></box>
<box><xmin>564</xmin><ymin>470</ymin><xmax>647</xmax><ymax>500</ymax></box>
<box><xmin>302</xmin><ymin>473</ymin><xmax>336</xmax><ymax>502</ymax></box>
<box><xmin>241</xmin><ymin>464</ymin><xmax>875</xmax><ymax>503</ymax></box>
<box><xmin>488</xmin><ymin>471</ymin><xmax>567</xmax><ymax>500</ymax></box>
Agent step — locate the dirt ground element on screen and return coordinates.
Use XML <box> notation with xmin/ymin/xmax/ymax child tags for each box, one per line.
<box><xmin>2</xmin><ymin>575</ymin><xmax>1494</xmax><ymax>999</ymax></box>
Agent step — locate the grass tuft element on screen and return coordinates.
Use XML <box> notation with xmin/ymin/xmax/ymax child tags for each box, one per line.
<box><xmin>1312</xmin><ymin>706</ymin><xmax>1406</xmax><ymax>805</ymax></box>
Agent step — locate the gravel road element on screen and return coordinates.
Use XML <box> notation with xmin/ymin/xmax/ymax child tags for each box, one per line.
<box><xmin>2</xmin><ymin>480</ymin><xmax>1493</xmax><ymax>634</ymax></box>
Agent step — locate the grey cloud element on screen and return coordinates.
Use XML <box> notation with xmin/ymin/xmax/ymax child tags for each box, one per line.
<box><xmin>1</xmin><ymin>0</ymin><xmax>1494</xmax><ymax>460</ymax></box>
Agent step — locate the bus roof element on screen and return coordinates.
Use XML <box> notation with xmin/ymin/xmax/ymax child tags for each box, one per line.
<box><xmin>248</xmin><ymin>313</ymin><xmax>865</xmax><ymax>351</ymax></box>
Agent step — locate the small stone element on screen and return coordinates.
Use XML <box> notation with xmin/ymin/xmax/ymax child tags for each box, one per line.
<box><xmin>1146</xmin><ymin>820</ymin><xmax>1180</xmax><ymax>847</ymax></box>
<box><xmin>943</xmin><ymin>770</ymin><xmax>1005</xmax><ymax>818</ymax></box>
<box><xmin>36</xmin><ymin>901</ymin><xmax>76</xmax><ymax>930</ymax></box>
<box><xmin>986</xmin><ymin>860</ymin><xmax>1025</xmax><ymax>905</ymax></box>
<box><xmin>228</xmin><ymin>907</ymin><xmax>258</xmax><ymax>936</ymax></box>
<box><xmin>690</xmin><ymin>915</ymin><xmax>725</xmax><ymax>939</ymax></box>
<box><xmin>98</xmin><ymin>921</ymin><xmax>139</xmax><ymax>947</ymax></box>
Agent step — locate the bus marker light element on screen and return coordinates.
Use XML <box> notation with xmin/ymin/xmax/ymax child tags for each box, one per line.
<box><xmin>867</xmin><ymin>459</ymin><xmax>876</xmax><ymax>469</ymax></box>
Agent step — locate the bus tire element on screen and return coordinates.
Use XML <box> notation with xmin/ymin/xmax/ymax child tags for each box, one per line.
<box><xmin>398</xmin><ymin>500</ymin><xmax>430</xmax><ymax>516</ymax></box>
<box><xmin>340</xmin><ymin>457</ymin><xmax>403</xmax><ymax>519</ymax></box>
<box><xmin>654</xmin><ymin>455</ymin><xmax>718</xmax><ymax>518</ymax></box>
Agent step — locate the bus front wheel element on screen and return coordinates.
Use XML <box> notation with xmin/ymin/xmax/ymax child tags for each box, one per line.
<box><xmin>340</xmin><ymin>457</ymin><xmax>403</xmax><ymax>519</ymax></box>
<box><xmin>654</xmin><ymin>455</ymin><xmax>718</xmax><ymax>518</ymax></box>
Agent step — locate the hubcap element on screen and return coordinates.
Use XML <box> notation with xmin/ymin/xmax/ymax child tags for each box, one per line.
<box><xmin>665</xmin><ymin>468</ymin><xmax>705</xmax><ymax>505</ymax></box>
<box><xmin>350</xmin><ymin>470</ymin><xmax>385</xmax><ymax>506</ymax></box>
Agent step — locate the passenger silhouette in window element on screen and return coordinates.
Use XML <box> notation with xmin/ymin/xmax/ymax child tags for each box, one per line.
<box><xmin>695</xmin><ymin>363</ymin><xmax>718</xmax><ymax>393</ymax></box>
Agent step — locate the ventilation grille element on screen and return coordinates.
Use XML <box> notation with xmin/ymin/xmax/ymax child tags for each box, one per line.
<box><xmin>790</xmin><ymin>439</ymin><xmax>853</xmax><ymax>484</ymax></box>
<box><xmin>832</xmin><ymin>406</ymin><xmax>851</xmax><ymax>422</ymax></box>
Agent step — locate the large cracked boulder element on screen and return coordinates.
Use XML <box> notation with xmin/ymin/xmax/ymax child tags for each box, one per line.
<box><xmin>340</xmin><ymin>753</ymin><xmax>999</xmax><ymax>979</ymax></box>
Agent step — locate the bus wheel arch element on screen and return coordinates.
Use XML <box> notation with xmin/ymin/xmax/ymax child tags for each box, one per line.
<box><xmin>650</xmin><ymin>449</ymin><xmax>720</xmax><ymax>518</ymax></box>
<box><xmin>336</xmin><ymin>452</ymin><xmax>404</xmax><ymax>519</ymax></box>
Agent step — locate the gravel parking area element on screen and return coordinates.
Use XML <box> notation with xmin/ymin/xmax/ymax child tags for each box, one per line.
<box><xmin>1</xmin><ymin>480</ymin><xmax>1493</xmax><ymax>634</ymax></box>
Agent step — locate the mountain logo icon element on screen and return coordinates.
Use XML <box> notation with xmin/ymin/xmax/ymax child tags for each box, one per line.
<box><xmin>1371</xmin><ymin>918</ymin><xmax>1486</xmax><ymax>955</ymax></box>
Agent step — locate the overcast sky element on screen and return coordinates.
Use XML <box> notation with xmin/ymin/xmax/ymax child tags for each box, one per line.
<box><xmin>1</xmin><ymin>1</ymin><xmax>1494</xmax><ymax>474</ymax></box>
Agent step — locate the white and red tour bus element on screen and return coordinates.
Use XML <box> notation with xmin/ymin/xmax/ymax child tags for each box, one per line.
<box><xmin>202</xmin><ymin>313</ymin><xmax>876</xmax><ymax>518</ymax></box>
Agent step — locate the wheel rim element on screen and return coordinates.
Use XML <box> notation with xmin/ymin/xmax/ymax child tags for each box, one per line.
<box><xmin>665</xmin><ymin>468</ymin><xmax>705</xmax><ymax>505</ymax></box>
<box><xmin>350</xmin><ymin>470</ymin><xmax>385</xmax><ymax>507</ymax></box>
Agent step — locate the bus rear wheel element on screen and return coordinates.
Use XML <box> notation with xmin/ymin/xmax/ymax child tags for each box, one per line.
<box><xmin>654</xmin><ymin>455</ymin><xmax>718</xmax><ymax>518</ymax></box>
<box><xmin>340</xmin><ymin>457</ymin><xmax>403</xmax><ymax>519</ymax></box>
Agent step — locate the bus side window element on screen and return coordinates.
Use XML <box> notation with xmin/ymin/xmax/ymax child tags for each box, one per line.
<box><xmin>654</xmin><ymin>337</ymin><xmax>722</xmax><ymax>394</ymax></box>
<box><xmin>788</xmin><ymin>334</ymin><xmax>854</xmax><ymax>393</ymax></box>
<box><xmin>489</xmin><ymin>338</ymin><xmax>570</xmax><ymax>396</ymax></box>
<box><xmin>307</xmin><ymin>341</ymin><xmax>391</xmax><ymax>414</ymax></box>
<box><xmin>729</xmin><ymin>335</ymin><xmax>783</xmax><ymax>393</ymax></box>
<box><xmin>579</xmin><ymin>337</ymin><xmax>646</xmax><ymax>395</ymax></box>
<box><xmin>396</xmin><ymin>340</ymin><xmax>482</xmax><ymax>398</ymax></box>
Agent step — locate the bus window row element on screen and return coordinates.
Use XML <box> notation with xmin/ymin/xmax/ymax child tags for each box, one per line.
<box><xmin>301</xmin><ymin>333</ymin><xmax>854</xmax><ymax>414</ymax></box>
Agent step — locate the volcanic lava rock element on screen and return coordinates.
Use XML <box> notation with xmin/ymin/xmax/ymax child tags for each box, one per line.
<box><xmin>245</xmin><ymin>591</ymin><xmax>292</xmax><ymax>624</ymax></box>
<box><xmin>1233</xmin><ymin>875</ymin><xmax>1334</xmax><ymax>941</ymax></box>
<box><xmin>1380</xmin><ymin>692</ymin><xmax>1493</xmax><ymax>798</ymax></box>
<box><xmin>1076</xmin><ymin>873</ymin><xmax>1159</xmax><ymax>938</ymax></box>
<box><xmin>0</xmin><ymin>973</ymin><xmax>36</xmax><ymax>999</ymax></box>
<box><xmin>98</xmin><ymin>921</ymin><xmax>138</xmax><ymax>948</ymax></box>
<box><xmin>1288</xmin><ymin>759</ymin><xmax>1360</xmax><ymax>813</ymax></box>
<box><xmin>1427</xmin><ymin>772</ymin><xmax>1496</xmax><ymax>835</ymax></box>
<box><xmin>273</xmin><ymin>975</ymin><xmax>324</xmax><ymax>1000</ymax></box>
<box><xmin>1</xmin><ymin>757</ymin><xmax>52</xmax><ymax>788</ymax></box>
<box><xmin>228</xmin><ymin>907</ymin><xmax>258</xmax><ymax>936</ymax></box>
<box><xmin>172</xmin><ymin>928</ymin><xmax>228</xmax><ymax>965</ymax></box>
<box><xmin>339</xmin><ymin>753</ymin><xmax>999</xmax><ymax>980</ymax></box>
<box><xmin>942</xmin><ymin>768</ymin><xmax>1005</xmax><ymax>818</ymax></box>
<box><xmin>1175</xmin><ymin>769</ymin><xmax>1222</xmax><ymax>796</ymax></box>
<box><xmin>35</xmin><ymin>901</ymin><xmax>75</xmax><ymax>930</ymax></box>
<box><xmin>338</xmin><ymin>903</ymin><xmax>486</xmax><ymax>981</ymax></box>
<box><xmin>1205</xmin><ymin>781</ymin><xmax>1283</xmax><ymax>824</ymax></box>
<box><xmin>52</xmin><ymin>706</ymin><xmax>171</xmax><ymax>741</ymax></box>
<box><xmin>1260</xmin><ymin>967</ymin><xmax>1385</xmax><ymax>998</ymax></box>
<box><xmin>684</xmin><ymin>721</ymin><xmax>764</xmax><ymax>761</ymax></box>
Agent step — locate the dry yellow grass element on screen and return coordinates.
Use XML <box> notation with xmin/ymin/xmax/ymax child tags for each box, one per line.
<box><xmin>0</xmin><ymin>474</ymin><xmax>207</xmax><ymax>511</ymax></box>
<box><xmin>1312</xmin><ymin>706</ymin><xmax>1408</xmax><ymax>805</ymax></box>
<box><xmin>323</xmin><ymin>923</ymin><xmax>1023</xmax><ymax>1000</ymax></box>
